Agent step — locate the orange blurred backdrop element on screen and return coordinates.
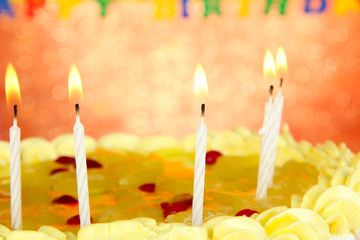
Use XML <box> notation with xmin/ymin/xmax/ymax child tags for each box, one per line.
<box><xmin>1</xmin><ymin>0</ymin><xmax>360</xmax><ymax>151</ymax></box>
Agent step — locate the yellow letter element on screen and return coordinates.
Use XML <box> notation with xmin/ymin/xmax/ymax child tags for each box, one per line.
<box><xmin>154</xmin><ymin>0</ymin><xmax>176</xmax><ymax>19</ymax></box>
<box><xmin>58</xmin><ymin>0</ymin><xmax>81</xmax><ymax>18</ymax></box>
<box><xmin>334</xmin><ymin>0</ymin><xmax>360</xmax><ymax>14</ymax></box>
<box><xmin>239</xmin><ymin>0</ymin><xmax>249</xmax><ymax>16</ymax></box>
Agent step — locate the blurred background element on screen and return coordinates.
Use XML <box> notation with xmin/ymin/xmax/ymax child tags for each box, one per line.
<box><xmin>0</xmin><ymin>0</ymin><xmax>360</xmax><ymax>151</ymax></box>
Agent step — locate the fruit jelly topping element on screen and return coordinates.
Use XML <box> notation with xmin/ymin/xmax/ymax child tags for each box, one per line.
<box><xmin>161</xmin><ymin>193</ymin><xmax>193</xmax><ymax>218</ymax></box>
<box><xmin>139</xmin><ymin>183</ymin><xmax>156</xmax><ymax>193</ymax></box>
<box><xmin>205</xmin><ymin>151</ymin><xmax>223</xmax><ymax>165</ymax></box>
<box><xmin>55</xmin><ymin>156</ymin><xmax>102</xmax><ymax>169</ymax></box>
<box><xmin>52</xmin><ymin>195</ymin><xmax>78</xmax><ymax>205</ymax></box>
<box><xmin>235</xmin><ymin>209</ymin><xmax>259</xmax><ymax>217</ymax></box>
<box><xmin>66</xmin><ymin>214</ymin><xmax>93</xmax><ymax>225</ymax></box>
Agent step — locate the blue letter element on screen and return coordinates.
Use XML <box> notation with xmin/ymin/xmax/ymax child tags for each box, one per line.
<box><xmin>0</xmin><ymin>0</ymin><xmax>14</xmax><ymax>17</ymax></box>
<box><xmin>305</xmin><ymin>0</ymin><xmax>327</xmax><ymax>13</ymax></box>
<box><xmin>182</xmin><ymin>0</ymin><xmax>189</xmax><ymax>17</ymax></box>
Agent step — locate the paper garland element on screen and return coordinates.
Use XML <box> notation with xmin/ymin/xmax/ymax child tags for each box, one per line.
<box><xmin>0</xmin><ymin>0</ymin><xmax>359</xmax><ymax>18</ymax></box>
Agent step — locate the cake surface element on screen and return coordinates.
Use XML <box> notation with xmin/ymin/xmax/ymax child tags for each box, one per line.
<box><xmin>0</xmin><ymin>126</ymin><xmax>359</xmax><ymax>239</ymax></box>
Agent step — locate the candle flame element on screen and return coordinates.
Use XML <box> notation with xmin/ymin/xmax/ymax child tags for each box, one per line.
<box><xmin>194</xmin><ymin>64</ymin><xmax>209</xmax><ymax>102</ymax></box>
<box><xmin>276</xmin><ymin>47</ymin><xmax>287</xmax><ymax>79</ymax></box>
<box><xmin>263</xmin><ymin>51</ymin><xmax>276</xmax><ymax>84</ymax></box>
<box><xmin>5</xmin><ymin>63</ymin><xmax>21</xmax><ymax>108</ymax></box>
<box><xmin>68</xmin><ymin>65</ymin><xmax>83</xmax><ymax>104</ymax></box>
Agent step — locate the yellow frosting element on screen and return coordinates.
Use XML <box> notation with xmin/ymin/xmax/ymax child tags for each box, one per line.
<box><xmin>136</xmin><ymin>136</ymin><xmax>181</xmax><ymax>154</ymax></box>
<box><xmin>38</xmin><ymin>226</ymin><xmax>67</xmax><ymax>240</ymax></box>
<box><xmin>98</xmin><ymin>133</ymin><xmax>140</xmax><ymax>152</ymax></box>
<box><xmin>210</xmin><ymin>131</ymin><xmax>247</xmax><ymax>156</ymax></box>
<box><xmin>6</xmin><ymin>230</ymin><xmax>57</xmax><ymax>240</ymax></box>
<box><xmin>52</xmin><ymin>134</ymin><xmax>97</xmax><ymax>157</ymax></box>
<box><xmin>264</xmin><ymin>208</ymin><xmax>329</xmax><ymax>240</ymax></box>
<box><xmin>21</xmin><ymin>138</ymin><xmax>58</xmax><ymax>164</ymax></box>
<box><xmin>0</xmin><ymin>141</ymin><xmax>10</xmax><ymax>166</ymax></box>
<box><xmin>299</xmin><ymin>185</ymin><xmax>360</xmax><ymax>235</ymax></box>
<box><xmin>77</xmin><ymin>220</ymin><xmax>208</xmax><ymax>240</ymax></box>
<box><xmin>212</xmin><ymin>216</ymin><xmax>267</xmax><ymax>240</ymax></box>
<box><xmin>0</xmin><ymin>225</ymin><xmax>10</xmax><ymax>238</ymax></box>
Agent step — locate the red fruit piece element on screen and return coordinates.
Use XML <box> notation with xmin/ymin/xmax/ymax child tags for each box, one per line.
<box><xmin>66</xmin><ymin>215</ymin><xmax>80</xmax><ymax>225</ymax></box>
<box><xmin>172</xmin><ymin>193</ymin><xmax>193</xmax><ymax>207</ymax></box>
<box><xmin>139</xmin><ymin>183</ymin><xmax>156</xmax><ymax>193</ymax></box>
<box><xmin>160</xmin><ymin>202</ymin><xmax>169</xmax><ymax>210</ymax></box>
<box><xmin>52</xmin><ymin>195</ymin><xmax>78</xmax><ymax>205</ymax></box>
<box><xmin>206</xmin><ymin>151</ymin><xmax>223</xmax><ymax>165</ymax></box>
<box><xmin>86</xmin><ymin>159</ymin><xmax>102</xmax><ymax>169</ymax></box>
<box><xmin>50</xmin><ymin>168</ymin><xmax>69</xmax><ymax>175</ymax></box>
<box><xmin>56</xmin><ymin>156</ymin><xmax>75</xmax><ymax>165</ymax></box>
<box><xmin>163</xmin><ymin>202</ymin><xmax>189</xmax><ymax>218</ymax></box>
<box><xmin>161</xmin><ymin>193</ymin><xmax>193</xmax><ymax>218</ymax></box>
<box><xmin>235</xmin><ymin>209</ymin><xmax>259</xmax><ymax>217</ymax></box>
<box><xmin>66</xmin><ymin>214</ymin><xmax>93</xmax><ymax>225</ymax></box>
<box><xmin>73</xmin><ymin>159</ymin><xmax>102</xmax><ymax>169</ymax></box>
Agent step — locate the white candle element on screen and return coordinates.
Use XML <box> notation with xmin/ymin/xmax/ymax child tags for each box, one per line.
<box><xmin>258</xmin><ymin>86</ymin><xmax>285</xmax><ymax>197</ymax></box>
<box><xmin>256</xmin><ymin>91</ymin><xmax>275</xmax><ymax>199</ymax></box>
<box><xmin>73</xmin><ymin>105</ymin><xmax>91</xmax><ymax>227</ymax></box>
<box><xmin>192</xmin><ymin>110</ymin><xmax>207</xmax><ymax>226</ymax></box>
<box><xmin>9</xmin><ymin>111</ymin><xmax>21</xmax><ymax>230</ymax></box>
<box><xmin>5</xmin><ymin>64</ymin><xmax>22</xmax><ymax>230</ymax></box>
<box><xmin>268</xmin><ymin>47</ymin><xmax>287</xmax><ymax>186</ymax></box>
<box><xmin>192</xmin><ymin>64</ymin><xmax>208</xmax><ymax>226</ymax></box>
<box><xmin>257</xmin><ymin>48</ymin><xmax>287</xmax><ymax>198</ymax></box>
<box><xmin>256</xmin><ymin>51</ymin><xmax>277</xmax><ymax>199</ymax></box>
<box><xmin>256</xmin><ymin>86</ymin><xmax>285</xmax><ymax>199</ymax></box>
<box><xmin>268</xmin><ymin>86</ymin><xmax>284</xmax><ymax>186</ymax></box>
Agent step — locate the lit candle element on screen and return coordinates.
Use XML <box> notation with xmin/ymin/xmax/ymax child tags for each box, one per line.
<box><xmin>5</xmin><ymin>63</ymin><xmax>22</xmax><ymax>229</ymax></box>
<box><xmin>192</xmin><ymin>64</ymin><xmax>209</xmax><ymax>226</ymax></box>
<box><xmin>68</xmin><ymin>66</ymin><xmax>91</xmax><ymax>227</ymax></box>
<box><xmin>256</xmin><ymin>52</ymin><xmax>277</xmax><ymax>199</ymax></box>
<box><xmin>267</xmin><ymin>47</ymin><xmax>287</xmax><ymax>186</ymax></box>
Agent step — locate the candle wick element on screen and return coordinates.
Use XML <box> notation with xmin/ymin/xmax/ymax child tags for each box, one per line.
<box><xmin>75</xmin><ymin>103</ymin><xmax>80</xmax><ymax>115</ymax></box>
<box><xmin>13</xmin><ymin>105</ymin><xmax>18</xmax><ymax>125</ymax></box>
<box><xmin>269</xmin><ymin>85</ymin><xmax>274</xmax><ymax>97</ymax></box>
<box><xmin>13</xmin><ymin>105</ymin><xmax>17</xmax><ymax>119</ymax></box>
<box><xmin>280</xmin><ymin>78</ymin><xmax>283</xmax><ymax>88</ymax></box>
<box><xmin>75</xmin><ymin>103</ymin><xmax>80</xmax><ymax>121</ymax></box>
<box><xmin>201</xmin><ymin>103</ymin><xmax>205</xmax><ymax>118</ymax></box>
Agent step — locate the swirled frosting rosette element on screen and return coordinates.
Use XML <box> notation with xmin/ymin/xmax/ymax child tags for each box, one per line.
<box><xmin>257</xmin><ymin>207</ymin><xmax>330</xmax><ymax>240</ymax></box>
<box><xmin>298</xmin><ymin>184</ymin><xmax>360</xmax><ymax>236</ymax></box>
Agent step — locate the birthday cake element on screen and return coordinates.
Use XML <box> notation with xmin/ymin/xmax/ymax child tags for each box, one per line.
<box><xmin>0</xmin><ymin>126</ymin><xmax>359</xmax><ymax>240</ymax></box>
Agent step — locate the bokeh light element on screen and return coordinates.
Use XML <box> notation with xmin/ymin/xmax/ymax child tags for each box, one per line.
<box><xmin>0</xmin><ymin>1</ymin><xmax>360</xmax><ymax>151</ymax></box>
